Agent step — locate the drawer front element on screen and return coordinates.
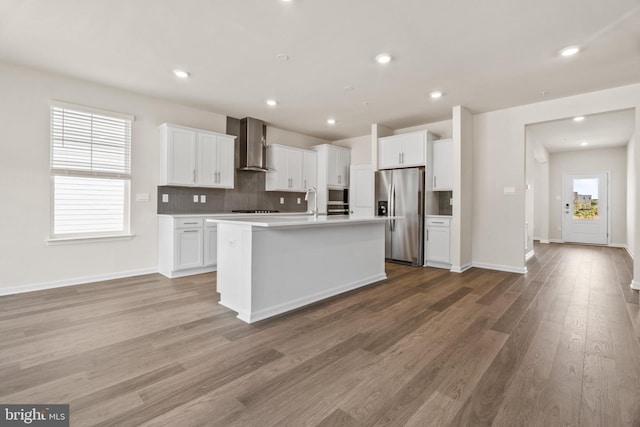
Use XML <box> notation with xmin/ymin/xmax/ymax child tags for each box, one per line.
<box><xmin>426</xmin><ymin>217</ymin><xmax>450</xmax><ymax>227</ymax></box>
<box><xmin>176</xmin><ymin>218</ymin><xmax>204</xmax><ymax>228</ymax></box>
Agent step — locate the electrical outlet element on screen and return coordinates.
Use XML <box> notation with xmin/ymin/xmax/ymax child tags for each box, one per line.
<box><xmin>280</xmin><ymin>197</ymin><xmax>285</xmax><ymax>205</ymax></box>
<box><xmin>297</xmin><ymin>197</ymin><xmax>301</xmax><ymax>204</ymax></box>
<box><xmin>200</xmin><ymin>195</ymin><xmax>206</xmax><ymax>203</ymax></box>
<box><xmin>193</xmin><ymin>195</ymin><xmax>199</xmax><ymax>203</ymax></box>
<box><xmin>136</xmin><ymin>193</ymin><xmax>150</xmax><ymax>202</ymax></box>
<box><xmin>162</xmin><ymin>194</ymin><xmax>169</xmax><ymax>203</ymax></box>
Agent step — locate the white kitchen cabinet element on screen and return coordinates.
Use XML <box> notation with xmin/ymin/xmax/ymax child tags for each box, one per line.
<box><xmin>302</xmin><ymin>150</ymin><xmax>317</xmax><ymax>190</ymax></box>
<box><xmin>432</xmin><ymin>138</ymin><xmax>453</xmax><ymax>191</ymax></box>
<box><xmin>158</xmin><ymin>216</ymin><xmax>218</xmax><ymax>278</ymax></box>
<box><xmin>204</xmin><ymin>223</ymin><xmax>218</xmax><ymax>267</ymax></box>
<box><xmin>425</xmin><ymin>216</ymin><xmax>451</xmax><ymax>268</ymax></box>
<box><xmin>159</xmin><ymin>123</ymin><xmax>236</xmax><ymax>189</ymax></box>
<box><xmin>315</xmin><ymin>144</ymin><xmax>350</xmax><ymax>189</ymax></box>
<box><xmin>378</xmin><ymin>131</ymin><xmax>428</xmax><ymax>169</ymax></box>
<box><xmin>313</xmin><ymin>144</ymin><xmax>351</xmax><ymax>214</ymax></box>
<box><xmin>265</xmin><ymin>144</ymin><xmax>309</xmax><ymax>192</ymax></box>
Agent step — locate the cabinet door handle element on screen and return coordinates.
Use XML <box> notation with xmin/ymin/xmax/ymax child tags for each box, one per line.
<box><xmin>432</xmin><ymin>221</ymin><xmax>444</xmax><ymax>224</ymax></box>
<box><xmin>401</xmin><ymin>152</ymin><xmax>404</xmax><ymax>164</ymax></box>
<box><xmin>183</xmin><ymin>230</ymin><xmax>199</xmax><ymax>233</ymax></box>
<box><xmin>193</xmin><ymin>169</ymin><xmax>196</xmax><ymax>183</ymax></box>
<box><xmin>433</xmin><ymin>176</ymin><xmax>437</xmax><ymax>188</ymax></box>
<box><xmin>216</xmin><ymin>171</ymin><xmax>220</xmax><ymax>184</ymax></box>
<box><xmin>426</xmin><ymin>229</ymin><xmax>429</xmax><ymax>241</ymax></box>
<box><xmin>304</xmin><ymin>179</ymin><xmax>306</xmax><ymax>189</ymax></box>
<box><xmin>184</xmin><ymin>222</ymin><xmax>199</xmax><ymax>225</ymax></box>
<box><xmin>398</xmin><ymin>153</ymin><xmax>402</xmax><ymax>164</ymax></box>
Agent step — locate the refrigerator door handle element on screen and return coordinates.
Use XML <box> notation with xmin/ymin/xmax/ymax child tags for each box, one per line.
<box><xmin>391</xmin><ymin>183</ymin><xmax>396</xmax><ymax>232</ymax></box>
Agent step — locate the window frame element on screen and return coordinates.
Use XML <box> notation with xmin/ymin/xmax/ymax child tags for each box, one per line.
<box><xmin>48</xmin><ymin>101</ymin><xmax>135</xmax><ymax>243</ymax></box>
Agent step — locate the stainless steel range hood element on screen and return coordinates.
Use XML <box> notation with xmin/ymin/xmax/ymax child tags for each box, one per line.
<box><xmin>238</xmin><ymin>117</ymin><xmax>268</xmax><ymax>172</ymax></box>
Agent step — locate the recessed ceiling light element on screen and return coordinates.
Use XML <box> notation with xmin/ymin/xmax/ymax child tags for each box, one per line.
<box><xmin>430</xmin><ymin>91</ymin><xmax>443</xmax><ymax>99</ymax></box>
<box><xmin>580</xmin><ymin>141</ymin><xmax>589</xmax><ymax>146</ymax></box>
<box><xmin>375</xmin><ymin>53</ymin><xmax>392</xmax><ymax>64</ymax></box>
<box><xmin>266</xmin><ymin>99</ymin><xmax>277</xmax><ymax>107</ymax></box>
<box><xmin>276</xmin><ymin>54</ymin><xmax>290</xmax><ymax>61</ymax></box>
<box><xmin>173</xmin><ymin>69</ymin><xmax>190</xmax><ymax>79</ymax></box>
<box><xmin>344</xmin><ymin>85</ymin><xmax>355</xmax><ymax>92</ymax></box>
<box><xmin>573</xmin><ymin>116</ymin><xmax>585</xmax><ymax>122</ymax></box>
<box><xmin>560</xmin><ymin>46</ymin><xmax>580</xmax><ymax>57</ymax></box>
<box><xmin>327</xmin><ymin>118</ymin><xmax>336</xmax><ymax>125</ymax></box>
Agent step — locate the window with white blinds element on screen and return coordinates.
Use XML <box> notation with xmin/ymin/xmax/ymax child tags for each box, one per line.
<box><xmin>50</xmin><ymin>102</ymin><xmax>133</xmax><ymax>239</ymax></box>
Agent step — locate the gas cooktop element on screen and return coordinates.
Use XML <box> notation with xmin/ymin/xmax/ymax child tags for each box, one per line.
<box><xmin>231</xmin><ymin>209</ymin><xmax>280</xmax><ymax>214</ymax></box>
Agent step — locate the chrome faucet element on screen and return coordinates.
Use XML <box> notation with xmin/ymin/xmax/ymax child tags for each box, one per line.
<box><xmin>305</xmin><ymin>186</ymin><xmax>318</xmax><ymax>218</ymax></box>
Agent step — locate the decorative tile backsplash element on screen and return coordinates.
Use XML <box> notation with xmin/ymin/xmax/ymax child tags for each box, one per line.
<box><xmin>157</xmin><ymin>172</ymin><xmax>307</xmax><ymax>214</ymax></box>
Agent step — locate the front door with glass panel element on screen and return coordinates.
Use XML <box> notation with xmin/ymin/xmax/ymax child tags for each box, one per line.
<box><xmin>562</xmin><ymin>172</ymin><xmax>608</xmax><ymax>245</ymax></box>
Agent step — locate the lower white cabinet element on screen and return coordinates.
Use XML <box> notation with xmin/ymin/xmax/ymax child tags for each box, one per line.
<box><xmin>425</xmin><ymin>216</ymin><xmax>451</xmax><ymax>268</ymax></box>
<box><xmin>159</xmin><ymin>216</ymin><xmax>218</xmax><ymax>278</ymax></box>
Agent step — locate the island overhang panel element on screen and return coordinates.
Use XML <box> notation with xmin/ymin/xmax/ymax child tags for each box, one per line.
<box><xmin>212</xmin><ymin>217</ymin><xmax>388</xmax><ymax>323</ymax></box>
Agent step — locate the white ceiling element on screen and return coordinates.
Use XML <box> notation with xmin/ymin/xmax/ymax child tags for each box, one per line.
<box><xmin>0</xmin><ymin>0</ymin><xmax>639</xmax><ymax>140</ymax></box>
<box><xmin>527</xmin><ymin>109</ymin><xmax>636</xmax><ymax>153</ymax></box>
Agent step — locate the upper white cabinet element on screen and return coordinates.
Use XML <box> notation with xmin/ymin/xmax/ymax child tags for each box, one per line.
<box><xmin>302</xmin><ymin>150</ymin><xmax>317</xmax><ymax>190</ymax></box>
<box><xmin>315</xmin><ymin>144</ymin><xmax>350</xmax><ymax>189</ymax></box>
<box><xmin>266</xmin><ymin>144</ymin><xmax>316</xmax><ymax>192</ymax></box>
<box><xmin>432</xmin><ymin>138</ymin><xmax>453</xmax><ymax>191</ymax></box>
<box><xmin>378</xmin><ymin>131</ymin><xmax>427</xmax><ymax>169</ymax></box>
<box><xmin>159</xmin><ymin>123</ymin><xmax>236</xmax><ymax>188</ymax></box>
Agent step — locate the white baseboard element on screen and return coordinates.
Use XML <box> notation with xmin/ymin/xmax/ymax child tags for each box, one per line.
<box><xmin>631</xmin><ymin>280</ymin><xmax>640</xmax><ymax>291</ymax></box>
<box><xmin>525</xmin><ymin>250</ymin><xmax>535</xmax><ymax>261</ymax></box>
<box><xmin>223</xmin><ymin>273</ymin><xmax>388</xmax><ymax>323</ymax></box>
<box><xmin>550</xmin><ymin>239</ymin><xmax>564</xmax><ymax>244</ymax></box>
<box><xmin>472</xmin><ymin>262</ymin><xmax>527</xmax><ymax>275</ymax></box>
<box><xmin>0</xmin><ymin>267</ymin><xmax>159</xmax><ymax>296</ymax></box>
<box><xmin>450</xmin><ymin>263</ymin><xmax>472</xmax><ymax>274</ymax></box>
<box><xmin>539</xmin><ymin>239</ymin><xmax>550</xmax><ymax>244</ymax></box>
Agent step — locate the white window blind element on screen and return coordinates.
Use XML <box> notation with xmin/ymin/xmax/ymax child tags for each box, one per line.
<box><xmin>50</xmin><ymin>102</ymin><xmax>133</xmax><ymax>239</ymax></box>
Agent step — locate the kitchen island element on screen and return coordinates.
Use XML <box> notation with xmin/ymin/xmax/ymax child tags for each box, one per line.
<box><xmin>206</xmin><ymin>215</ymin><xmax>389</xmax><ymax>323</ymax></box>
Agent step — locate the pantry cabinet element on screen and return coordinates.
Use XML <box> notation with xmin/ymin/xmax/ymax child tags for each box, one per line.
<box><xmin>159</xmin><ymin>123</ymin><xmax>236</xmax><ymax>189</ymax></box>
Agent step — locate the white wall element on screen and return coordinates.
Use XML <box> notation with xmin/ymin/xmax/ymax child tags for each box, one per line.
<box><xmin>627</xmin><ymin>132</ymin><xmax>636</xmax><ymax>257</ymax></box>
<box><xmin>533</xmin><ymin>160</ymin><xmax>550</xmax><ymax>242</ymax></box>
<box><xmin>333</xmin><ymin>135</ymin><xmax>371</xmax><ymax>164</ymax></box>
<box><xmin>451</xmin><ymin>107</ymin><xmax>473</xmax><ymax>272</ymax></box>
<box><xmin>548</xmin><ymin>147</ymin><xmax>627</xmax><ymax>244</ymax></box>
<box><xmin>472</xmin><ymin>84</ymin><xmax>640</xmax><ymax>272</ymax></box>
<box><xmin>394</xmin><ymin>119</ymin><xmax>453</xmax><ymax>139</ymax></box>
<box><xmin>267</xmin><ymin>126</ymin><xmax>328</xmax><ymax>149</ymax></box>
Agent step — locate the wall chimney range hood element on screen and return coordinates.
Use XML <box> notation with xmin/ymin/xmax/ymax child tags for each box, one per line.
<box><xmin>238</xmin><ymin>117</ymin><xmax>268</xmax><ymax>172</ymax></box>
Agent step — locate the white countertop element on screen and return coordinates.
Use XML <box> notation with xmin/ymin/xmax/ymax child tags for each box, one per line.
<box><xmin>158</xmin><ymin>212</ymin><xmax>309</xmax><ymax>218</ymax></box>
<box><xmin>207</xmin><ymin>214</ymin><xmax>394</xmax><ymax>228</ymax></box>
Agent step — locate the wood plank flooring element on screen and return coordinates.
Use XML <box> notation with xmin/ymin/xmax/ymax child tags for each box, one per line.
<box><xmin>1</xmin><ymin>242</ymin><xmax>640</xmax><ymax>426</ymax></box>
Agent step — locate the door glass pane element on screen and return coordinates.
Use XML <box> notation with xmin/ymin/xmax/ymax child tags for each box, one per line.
<box><xmin>572</xmin><ymin>178</ymin><xmax>599</xmax><ymax>221</ymax></box>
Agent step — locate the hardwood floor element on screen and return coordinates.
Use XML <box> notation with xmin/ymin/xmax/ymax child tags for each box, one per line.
<box><xmin>2</xmin><ymin>243</ymin><xmax>640</xmax><ymax>426</ymax></box>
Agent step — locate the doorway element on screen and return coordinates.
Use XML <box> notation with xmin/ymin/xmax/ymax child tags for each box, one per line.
<box><xmin>562</xmin><ymin>172</ymin><xmax>609</xmax><ymax>244</ymax></box>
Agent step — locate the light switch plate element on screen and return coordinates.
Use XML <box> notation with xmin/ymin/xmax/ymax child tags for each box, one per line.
<box><xmin>193</xmin><ymin>195</ymin><xmax>199</xmax><ymax>203</ymax></box>
<box><xmin>297</xmin><ymin>198</ymin><xmax>301</xmax><ymax>204</ymax></box>
<box><xmin>503</xmin><ymin>186</ymin><xmax>516</xmax><ymax>195</ymax></box>
<box><xmin>162</xmin><ymin>194</ymin><xmax>169</xmax><ymax>203</ymax></box>
<box><xmin>280</xmin><ymin>197</ymin><xmax>285</xmax><ymax>204</ymax></box>
<box><xmin>200</xmin><ymin>195</ymin><xmax>206</xmax><ymax>203</ymax></box>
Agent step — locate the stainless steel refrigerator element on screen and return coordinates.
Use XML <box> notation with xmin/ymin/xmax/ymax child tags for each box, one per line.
<box><xmin>375</xmin><ymin>168</ymin><xmax>424</xmax><ymax>266</ymax></box>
